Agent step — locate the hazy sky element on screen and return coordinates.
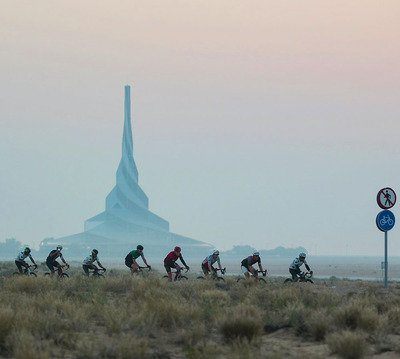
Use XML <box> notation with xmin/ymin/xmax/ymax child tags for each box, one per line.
<box><xmin>1</xmin><ymin>1</ymin><xmax>400</xmax><ymax>256</ymax></box>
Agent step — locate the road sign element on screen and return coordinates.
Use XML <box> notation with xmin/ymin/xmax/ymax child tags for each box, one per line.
<box><xmin>376</xmin><ymin>210</ymin><xmax>395</xmax><ymax>232</ymax></box>
<box><xmin>377</xmin><ymin>187</ymin><xmax>396</xmax><ymax>209</ymax></box>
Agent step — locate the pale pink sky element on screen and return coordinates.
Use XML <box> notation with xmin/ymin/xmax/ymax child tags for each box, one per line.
<box><xmin>1</xmin><ymin>1</ymin><xmax>400</xmax><ymax>256</ymax></box>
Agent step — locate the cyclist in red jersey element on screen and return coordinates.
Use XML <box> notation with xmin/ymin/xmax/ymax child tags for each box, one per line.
<box><xmin>164</xmin><ymin>246</ymin><xmax>190</xmax><ymax>281</ymax></box>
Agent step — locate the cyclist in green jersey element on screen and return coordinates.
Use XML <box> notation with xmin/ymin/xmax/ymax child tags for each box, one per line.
<box><xmin>125</xmin><ymin>245</ymin><xmax>151</xmax><ymax>274</ymax></box>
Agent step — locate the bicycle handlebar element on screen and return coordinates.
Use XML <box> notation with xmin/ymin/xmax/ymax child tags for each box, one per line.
<box><xmin>171</xmin><ymin>267</ymin><xmax>189</xmax><ymax>273</ymax></box>
<box><xmin>138</xmin><ymin>266</ymin><xmax>152</xmax><ymax>271</ymax></box>
<box><xmin>303</xmin><ymin>271</ymin><xmax>313</xmax><ymax>278</ymax></box>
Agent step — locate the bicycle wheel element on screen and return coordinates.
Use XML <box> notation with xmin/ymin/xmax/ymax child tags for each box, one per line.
<box><xmin>94</xmin><ymin>273</ymin><xmax>105</xmax><ymax>279</ymax></box>
<box><xmin>197</xmin><ymin>276</ymin><xmax>205</xmax><ymax>280</ymax></box>
<box><xmin>13</xmin><ymin>272</ymin><xmax>20</xmax><ymax>276</ymax></box>
<box><xmin>180</xmin><ymin>276</ymin><xmax>188</xmax><ymax>280</ymax></box>
<box><xmin>284</xmin><ymin>278</ymin><xmax>293</xmax><ymax>284</ymax></box>
<box><xmin>258</xmin><ymin>278</ymin><xmax>266</xmax><ymax>283</ymax></box>
<box><xmin>44</xmin><ymin>272</ymin><xmax>51</xmax><ymax>277</ymax></box>
<box><xmin>30</xmin><ymin>272</ymin><xmax>37</xmax><ymax>277</ymax></box>
<box><xmin>306</xmin><ymin>279</ymin><xmax>314</xmax><ymax>284</ymax></box>
<box><xmin>216</xmin><ymin>277</ymin><xmax>225</xmax><ymax>282</ymax></box>
<box><xmin>237</xmin><ymin>277</ymin><xmax>245</xmax><ymax>283</ymax></box>
<box><xmin>59</xmin><ymin>273</ymin><xmax>69</xmax><ymax>281</ymax></box>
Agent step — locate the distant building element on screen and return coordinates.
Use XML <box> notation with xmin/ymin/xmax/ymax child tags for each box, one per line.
<box><xmin>40</xmin><ymin>86</ymin><xmax>213</xmax><ymax>259</ymax></box>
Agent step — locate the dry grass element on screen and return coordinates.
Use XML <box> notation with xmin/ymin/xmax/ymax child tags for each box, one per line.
<box><xmin>1</xmin><ymin>263</ymin><xmax>400</xmax><ymax>358</ymax></box>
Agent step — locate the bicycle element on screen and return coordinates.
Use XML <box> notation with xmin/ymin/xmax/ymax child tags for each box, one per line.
<box><xmin>284</xmin><ymin>271</ymin><xmax>314</xmax><ymax>284</ymax></box>
<box><xmin>44</xmin><ymin>265</ymin><xmax>69</xmax><ymax>280</ymax></box>
<box><xmin>133</xmin><ymin>266</ymin><xmax>152</xmax><ymax>276</ymax></box>
<box><xmin>237</xmin><ymin>270</ymin><xmax>267</xmax><ymax>283</ymax></box>
<box><xmin>197</xmin><ymin>267</ymin><xmax>226</xmax><ymax>281</ymax></box>
<box><xmin>163</xmin><ymin>267</ymin><xmax>189</xmax><ymax>281</ymax></box>
<box><xmin>380</xmin><ymin>215</ymin><xmax>394</xmax><ymax>226</ymax></box>
<box><xmin>13</xmin><ymin>264</ymin><xmax>37</xmax><ymax>277</ymax></box>
<box><xmin>86</xmin><ymin>268</ymin><xmax>106</xmax><ymax>278</ymax></box>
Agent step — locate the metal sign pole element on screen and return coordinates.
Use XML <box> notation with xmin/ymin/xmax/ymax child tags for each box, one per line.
<box><xmin>377</xmin><ymin>187</ymin><xmax>396</xmax><ymax>289</ymax></box>
<box><xmin>385</xmin><ymin>231</ymin><xmax>388</xmax><ymax>288</ymax></box>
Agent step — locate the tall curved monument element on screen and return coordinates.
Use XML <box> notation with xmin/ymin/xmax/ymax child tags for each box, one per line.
<box><xmin>42</xmin><ymin>86</ymin><xmax>212</xmax><ymax>258</ymax></box>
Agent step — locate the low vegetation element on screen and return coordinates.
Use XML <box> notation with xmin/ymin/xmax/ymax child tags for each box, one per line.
<box><xmin>1</xmin><ymin>261</ymin><xmax>400</xmax><ymax>358</ymax></box>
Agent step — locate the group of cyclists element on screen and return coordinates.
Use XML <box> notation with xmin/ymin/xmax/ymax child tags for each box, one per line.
<box><xmin>123</xmin><ymin>244</ymin><xmax>312</xmax><ymax>282</ymax></box>
<box><xmin>14</xmin><ymin>244</ymin><xmax>313</xmax><ymax>281</ymax></box>
<box><xmin>15</xmin><ymin>245</ymin><xmax>103</xmax><ymax>277</ymax></box>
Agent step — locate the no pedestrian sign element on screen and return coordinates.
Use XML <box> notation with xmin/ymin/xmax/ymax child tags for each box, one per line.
<box><xmin>377</xmin><ymin>187</ymin><xmax>396</xmax><ymax>209</ymax></box>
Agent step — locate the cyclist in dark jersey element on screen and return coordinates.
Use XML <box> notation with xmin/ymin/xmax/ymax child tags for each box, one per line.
<box><xmin>46</xmin><ymin>245</ymin><xmax>69</xmax><ymax>276</ymax></box>
<box><xmin>241</xmin><ymin>251</ymin><xmax>266</xmax><ymax>279</ymax></box>
<box><xmin>164</xmin><ymin>246</ymin><xmax>190</xmax><ymax>281</ymax></box>
<box><xmin>125</xmin><ymin>245</ymin><xmax>150</xmax><ymax>274</ymax></box>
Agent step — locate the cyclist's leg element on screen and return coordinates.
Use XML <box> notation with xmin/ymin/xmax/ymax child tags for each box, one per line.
<box><xmin>174</xmin><ymin>264</ymin><xmax>181</xmax><ymax>280</ymax></box>
<box><xmin>164</xmin><ymin>264</ymin><xmax>173</xmax><ymax>281</ymax></box>
<box><xmin>130</xmin><ymin>259</ymin><xmax>139</xmax><ymax>274</ymax></box>
<box><xmin>15</xmin><ymin>260</ymin><xmax>24</xmax><ymax>274</ymax></box>
<box><xmin>290</xmin><ymin>268</ymin><xmax>300</xmax><ymax>282</ymax></box>
<box><xmin>47</xmin><ymin>260</ymin><xmax>56</xmax><ymax>276</ymax></box>
<box><xmin>82</xmin><ymin>265</ymin><xmax>90</xmax><ymax>276</ymax></box>
<box><xmin>125</xmin><ymin>259</ymin><xmax>134</xmax><ymax>273</ymax></box>
<box><xmin>53</xmin><ymin>261</ymin><xmax>62</xmax><ymax>276</ymax></box>
<box><xmin>251</xmin><ymin>267</ymin><xmax>258</xmax><ymax>279</ymax></box>
<box><xmin>201</xmin><ymin>264</ymin><xmax>210</xmax><ymax>277</ymax></box>
<box><xmin>241</xmin><ymin>266</ymin><xmax>250</xmax><ymax>279</ymax></box>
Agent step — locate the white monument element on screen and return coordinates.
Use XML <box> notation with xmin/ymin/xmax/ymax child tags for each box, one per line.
<box><xmin>41</xmin><ymin>86</ymin><xmax>213</xmax><ymax>258</ymax></box>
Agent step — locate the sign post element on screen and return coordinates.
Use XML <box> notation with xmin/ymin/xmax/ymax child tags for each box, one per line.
<box><xmin>376</xmin><ymin>188</ymin><xmax>396</xmax><ymax>288</ymax></box>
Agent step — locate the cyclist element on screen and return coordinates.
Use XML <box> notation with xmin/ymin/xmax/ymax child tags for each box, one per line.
<box><xmin>125</xmin><ymin>245</ymin><xmax>151</xmax><ymax>274</ymax></box>
<box><xmin>15</xmin><ymin>247</ymin><xmax>37</xmax><ymax>274</ymax></box>
<box><xmin>289</xmin><ymin>252</ymin><xmax>313</xmax><ymax>282</ymax></box>
<box><xmin>241</xmin><ymin>251</ymin><xmax>266</xmax><ymax>279</ymax></box>
<box><xmin>201</xmin><ymin>249</ymin><xmax>224</xmax><ymax>277</ymax></box>
<box><xmin>82</xmin><ymin>249</ymin><xmax>106</xmax><ymax>276</ymax></box>
<box><xmin>46</xmin><ymin>245</ymin><xmax>70</xmax><ymax>276</ymax></box>
<box><xmin>164</xmin><ymin>246</ymin><xmax>190</xmax><ymax>281</ymax></box>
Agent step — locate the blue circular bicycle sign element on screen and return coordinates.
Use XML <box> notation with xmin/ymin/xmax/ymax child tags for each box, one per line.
<box><xmin>376</xmin><ymin>210</ymin><xmax>395</xmax><ymax>232</ymax></box>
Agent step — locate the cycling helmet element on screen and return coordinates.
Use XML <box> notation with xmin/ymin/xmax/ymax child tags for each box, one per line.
<box><xmin>57</xmin><ymin>245</ymin><xmax>63</xmax><ymax>250</ymax></box>
<box><xmin>24</xmin><ymin>247</ymin><xmax>31</xmax><ymax>254</ymax></box>
<box><xmin>92</xmin><ymin>249</ymin><xmax>98</xmax><ymax>255</ymax></box>
<box><xmin>137</xmin><ymin>245</ymin><xmax>144</xmax><ymax>250</ymax></box>
<box><xmin>213</xmin><ymin>250</ymin><xmax>219</xmax><ymax>255</ymax></box>
<box><xmin>253</xmin><ymin>251</ymin><xmax>260</xmax><ymax>256</ymax></box>
<box><xmin>174</xmin><ymin>246</ymin><xmax>181</xmax><ymax>252</ymax></box>
<box><xmin>299</xmin><ymin>252</ymin><xmax>306</xmax><ymax>258</ymax></box>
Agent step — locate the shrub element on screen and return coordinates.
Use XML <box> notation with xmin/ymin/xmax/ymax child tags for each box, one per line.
<box><xmin>333</xmin><ymin>302</ymin><xmax>379</xmax><ymax>332</ymax></box>
<box><xmin>327</xmin><ymin>330</ymin><xmax>368</xmax><ymax>359</ymax></box>
<box><xmin>221</xmin><ymin>318</ymin><xmax>261</xmax><ymax>342</ymax></box>
<box><xmin>220</xmin><ymin>309</ymin><xmax>262</xmax><ymax>343</ymax></box>
<box><xmin>309</xmin><ymin>310</ymin><xmax>330</xmax><ymax>341</ymax></box>
<box><xmin>0</xmin><ymin>307</ymin><xmax>14</xmax><ymax>351</ymax></box>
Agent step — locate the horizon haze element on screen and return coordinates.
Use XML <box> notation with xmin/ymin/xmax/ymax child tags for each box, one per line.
<box><xmin>1</xmin><ymin>1</ymin><xmax>400</xmax><ymax>256</ymax></box>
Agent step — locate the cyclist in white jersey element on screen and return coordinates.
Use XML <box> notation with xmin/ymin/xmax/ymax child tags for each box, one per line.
<box><xmin>82</xmin><ymin>249</ymin><xmax>106</xmax><ymax>276</ymax></box>
<box><xmin>289</xmin><ymin>252</ymin><xmax>313</xmax><ymax>281</ymax></box>
<box><xmin>201</xmin><ymin>250</ymin><xmax>223</xmax><ymax>277</ymax></box>
<box><xmin>15</xmin><ymin>247</ymin><xmax>37</xmax><ymax>274</ymax></box>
